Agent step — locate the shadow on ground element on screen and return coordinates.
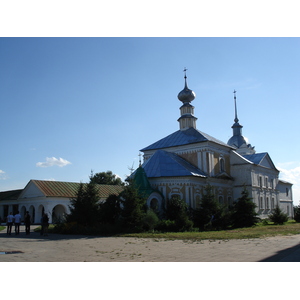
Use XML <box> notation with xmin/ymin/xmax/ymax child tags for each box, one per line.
<box><xmin>259</xmin><ymin>243</ymin><xmax>300</xmax><ymax>262</ymax></box>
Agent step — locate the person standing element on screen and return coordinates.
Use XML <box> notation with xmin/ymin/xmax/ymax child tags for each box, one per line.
<box><xmin>14</xmin><ymin>211</ymin><xmax>22</xmax><ymax>235</ymax></box>
<box><xmin>6</xmin><ymin>212</ymin><xmax>14</xmax><ymax>235</ymax></box>
<box><xmin>42</xmin><ymin>213</ymin><xmax>49</xmax><ymax>236</ymax></box>
<box><xmin>24</xmin><ymin>211</ymin><xmax>31</xmax><ymax>235</ymax></box>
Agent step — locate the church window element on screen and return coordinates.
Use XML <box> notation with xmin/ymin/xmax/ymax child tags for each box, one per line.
<box><xmin>259</xmin><ymin>177</ymin><xmax>262</xmax><ymax>188</ymax></box>
<box><xmin>286</xmin><ymin>188</ymin><xmax>289</xmax><ymax>197</ymax></box>
<box><xmin>266</xmin><ymin>197</ymin><xmax>269</xmax><ymax>209</ymax></box>
<box><xmin>287</xmin><ymin>206</ymin><xmax>290</xmax><ymax>216</ymax></box>
<box><xmin>271</xmin><ymin>198</ymin><xmax>275</xmax><ymax>210</ymax></box>
<box><xmin>259</xmin><ymin>197</ymin><xmax>263</xmax><ymax>209</ymax></box>
<box><xmin>150</xmin><ymin>198</ymin><xmax>159</xmax><ymax>210</ymax></box>
<box><xmin>265</xmin><ymin>177</ymin><xmax>268</xmax><ymax>188</ymax></box>
<box><xmin>220</xmin><ymin>158</ymin><xmax>225</xmax><ymax>172</ymax></box>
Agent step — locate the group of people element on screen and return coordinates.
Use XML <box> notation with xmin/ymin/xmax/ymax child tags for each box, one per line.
<box><xmin>6</xmin><ymin>211</ymin><xmax>30</xmax><ymax>235</ymax></box>
<box><xmin>6</xmin><ymin>211</ymin><xmax>49</xmax><ymax>236</ymax></box>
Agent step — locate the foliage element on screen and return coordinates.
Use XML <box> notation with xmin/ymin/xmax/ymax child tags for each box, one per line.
<box><xmin>294</xmin><ymin>205</ymin><xmax>300</xmax><ymax>222</ymax></box>
<box><xmin>141</xmin><ymin>209</ymin><xmax>160</xmax><ymax>231</ymax></box>
<box><xmin>231</xmin><ymin>187</ymin><xmax>260</xmax><ymax>228</ymax></box>
<box><xmin>269</xmin><ymin>205</ymin><xmax>288</xmax><ymax>225</ymax></box>
<box><xmin>122</xmin><ymin>220</ymin><xmax>300</xmax><ymax>240</ymax></box>
<box><xmin>99</xmin><ymin>194</ymin><xmax>122</xmax><ymax>224</ymax></box>
<box><xmin>120</xmin><ymin>180</ymin><xmax>147</xmax><ymax>232</ymax></box>
<box><xmin>165</xmin><ymin>196</ymin><xmax>193</xmax><ymax>232</ymax></box>
<box><xmin>67</xmin><ymin>181</ymin><xmax>100</xmax><ymax>227</ymax></box>
<box><xmin>90</xmin><ymin>170</ymin><xmax>124</xmax><ymax>186</ymax></box>
<box><xmin>192</xmin><ymin>185</ymin><xmax>221</xmax><ymax>230</ymax></box>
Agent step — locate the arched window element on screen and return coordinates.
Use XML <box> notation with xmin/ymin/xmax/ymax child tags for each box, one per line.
<box><xmin>220</xmin><ymin>158</ymin><xmax>225</xmax><ymax>172</ymax></box>
<box><xmin>150</xmin><ymin>198</ymin><xmax>159</xmax><ymax>211</ymax></box>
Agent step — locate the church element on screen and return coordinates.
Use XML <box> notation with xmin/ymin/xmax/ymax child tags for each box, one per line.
<box><xmin>134</xmin><ymin>71</ymin><xmax>294</xmax><ymax>218</ymax></box>
<box><xmin>0</xmin><ymin>71</ymin><xmax>294</xmax><ymax>224</ymax></box>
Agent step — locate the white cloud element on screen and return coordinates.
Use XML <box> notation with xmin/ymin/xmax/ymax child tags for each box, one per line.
<box><xmin>278</xmin><ymin>164</ymin><xmax>300</xmax><ymax>205</ymax></box>
<box><xmin>36</xmin><ymin>157</ymin><xmax>71</xmax><ymax>168</ymax></box>
<box><xmin>0</xmin><ymin>170</ymin><xmax>7</xmax><ymax>180</ymax></box>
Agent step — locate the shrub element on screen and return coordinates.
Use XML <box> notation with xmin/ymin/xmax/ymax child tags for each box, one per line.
<box><xmin>142</xmin><ymin>209</ymin><xmax>160</xmax><ymax>231</ymax></box>
<box><xmin>294</xmin><ymin>205</ymin><xmax>300</xmax><ymax>222</ymax></box>
<box><xmin>269</xmin><ymin>205</ymin><xmax>288</xmax><ymax>225</ymax></box>
<box><xmin>231</xmin><ymin>187</ymin><xmax>260</xmax><ymax>228</ymax></box>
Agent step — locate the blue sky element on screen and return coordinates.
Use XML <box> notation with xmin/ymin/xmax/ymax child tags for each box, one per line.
<box><xmin>1</xmin><ymin>37</ymin><xmax>300</xmax><ymax>203</ymax></box>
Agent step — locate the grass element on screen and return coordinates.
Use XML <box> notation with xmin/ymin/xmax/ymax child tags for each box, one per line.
<box><xmin>28</xmin><ymin>220</ymin><xmax>300</xmax><ymax>240</ymax></box>
<box><xmin>0</xmin><ymin>226</ymin><xmax>5</xmax><ymax>231</ymax></box>
<box><xmin>119</xmin><ymin>220</ymin><xmax>300</xmax><ymax>240</ymax></box>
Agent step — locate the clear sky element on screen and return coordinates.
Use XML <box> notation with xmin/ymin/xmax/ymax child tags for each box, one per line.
<box><xmin>1</xmin><ymin>37</ymin><xmax>300</xmax><ymax>203</ymax></box>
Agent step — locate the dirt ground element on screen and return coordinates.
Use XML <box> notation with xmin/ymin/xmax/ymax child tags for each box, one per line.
<box><xmin>1</xmin><ymin>225</ymin><xmax>300</xmax><ymax>262</ymax></box>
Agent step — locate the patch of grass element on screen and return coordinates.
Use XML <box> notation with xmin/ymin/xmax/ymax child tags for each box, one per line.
<box><xmin>120</xmin><ymin>220</ymin><xmax>300</xmax><ymax>240</ymax></box>
<box><xmin>0</xmin><ymin>226</ymin><xmax>5</xmax><ymax>231</ymax></box>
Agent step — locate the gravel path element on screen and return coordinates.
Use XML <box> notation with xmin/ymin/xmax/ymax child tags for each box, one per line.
<box><xmin>1</xmin><ymin>225</ymin><xmax>300</xmax><ymax>262</ymax></box>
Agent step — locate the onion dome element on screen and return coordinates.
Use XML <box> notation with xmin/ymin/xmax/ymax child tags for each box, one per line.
<box><xmin>177</xmin><ymin>70</ymin><xmax>196</xmax><ymax>103</ymax></box>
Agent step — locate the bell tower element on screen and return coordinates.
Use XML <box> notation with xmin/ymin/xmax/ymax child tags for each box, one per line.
<box><xmin>177</xmin><ymin>69</ymin><xmax>197</xmax><ymax>131</ymax></box>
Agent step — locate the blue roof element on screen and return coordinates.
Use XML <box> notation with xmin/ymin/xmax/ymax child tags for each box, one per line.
<box><xmin>142</xmin><ymin>150</ymin><xmax>207</xmax><ymax>178</ymax></box>
<box><xmin>242</xmin><ymin>153</ymin><xmax>268</xmax><ymax>165</ymax></box>
<box><xmin>140</xmin><ymin>127</ymin><xmax>230</xmax><ymax>151</ymax></box>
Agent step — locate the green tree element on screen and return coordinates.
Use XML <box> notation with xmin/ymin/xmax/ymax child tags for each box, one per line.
<box><xmin>269</xmin><ymin>205</ymin><xmax>288</xmax><ymax>225</ymax></box>
<box><xmin>231</xmin><ymin>187</ymin><xmax>259</xmax><ymax>228</ymax></box>
<box><xmin>90</xmin><ymin>170</ymin><xmax>124</xmax><ymax>185</ymax></box>
<box><xmin>120</xmin><ymin>180</ymin><xmax>147</xmax><ymax>232</ymax></box>
<box><xmin>67</xmin><ymin>181</ymin><xmax>100</xmax><ymax>227</ymax></box>
<box><xmin>166</xmin><ymin>195</ymin><xmax>193</xmax><ymax>232</ymax></box>
<box><xmin>192</xmin><ymin>185</ymin><xmax>220</xmax><ymax>230</ymax></box>
<box><xmin>99</xmin><ymin>194</ymin><xmax>121</xmax><ymax>224</ymax></box>
<box><xmin>294</xmin><ymin>205</ymin><xmax>300</xmax><ymax>222</ymax></box>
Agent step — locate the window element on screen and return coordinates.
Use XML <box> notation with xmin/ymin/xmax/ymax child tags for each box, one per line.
<box><xmin>259</xmin><ymin>197</ymin><xmax>263</xmax><ymax>209</ymax></box>
<box><xmin>266</xmin><ymin>197</ymin><xmax>269</xmax><ymax>209</ymax></box>
<box><xmin>286</xmin><ymin>188</ymin><xmax>289</xmax><ymax>197</ymax></box>
<box><xmin>220</xmin><ymin>158</ymin><xmax>225</xmax><ymax>172</ymax></box>
<box><xmin>271</xmin><ymin>198</ymin><xmax>275</xmax><ymax>210</ymax></box>
<box><xmin>259</xmin><ymin>177</ymin><xmax>262</xmax><ymax>188</ymax></box>
<box><xmin>265</xmin><ymin>177</ymin><xmax>268</xmax><ymax>188</ymax></box>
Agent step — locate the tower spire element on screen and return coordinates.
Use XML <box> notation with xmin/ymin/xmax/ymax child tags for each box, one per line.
<box><xmin>233</xmin><ymin>90</ymin><xmax>239</xmax><ymax>123</ymax></box>
<box><xmin>183</xmin><ymin>67</ymin><xmax>188</xmax><ymax>88</ymax></box>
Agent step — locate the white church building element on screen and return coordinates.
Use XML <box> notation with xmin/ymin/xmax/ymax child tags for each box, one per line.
<box><xmin>134</xmin><ymin>71</ymin><xmax>293</xmax><ymax>218</ymax></box>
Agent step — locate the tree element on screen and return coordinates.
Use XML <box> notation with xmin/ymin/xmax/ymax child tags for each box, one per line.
<box><xmin>192</xmin><ymin>185</ymin><xmax>220</xmax><ymax>230</ymax></box>
<box><xmin>99</xmin><ymin>194</ymin><xmax>122</xmax><ymax>225</ymax></box>
<box><xmin>120</xmin><ymin>180</ymin><xmax>147</xmax><ymax>232</ymax></box>
<box><xmin>166</xmin><ymin>195</ymin><xmax>193</xmax><ymax>232</ymax></box>
<box><xmin>67</xmin><ymin>181</ymin><xmax>100</xmax><ymax>227</ymax></box>
<box><xmin>231</xmin><ymin>187</ymin><xmax>259</xmax><ymax>228</ymax></box>
<box><xmin>294</xmin><ymin>205</ymin><xmax>300</xmax><ymax>222</ymax></box>
<box><xmin>90</xmin><ymin>170</ymin><xmax>124</xmax><ymax>185</ymax></box>
<box><xmin>269</xmin><ymin>205</ymin><xmax>288</xmax><ymax>225</ymax></box>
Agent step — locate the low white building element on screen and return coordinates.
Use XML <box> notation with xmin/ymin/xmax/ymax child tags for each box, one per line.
<box><xmin>0</xmin><ymin>180</ymin><xmax>124</xmax><ymax>224</ymax></box>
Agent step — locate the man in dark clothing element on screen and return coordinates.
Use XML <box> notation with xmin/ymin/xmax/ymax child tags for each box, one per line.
<box><xmin>25</xmin><ymin>211</ymin><xmax>31</xmax><ymax>235</ymax></box>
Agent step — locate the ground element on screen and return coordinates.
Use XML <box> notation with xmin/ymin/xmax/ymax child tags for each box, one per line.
<box><xmin>1</xmin><ymin>225</ymin><xmax>300</xmax><ymax>262</ymax></box>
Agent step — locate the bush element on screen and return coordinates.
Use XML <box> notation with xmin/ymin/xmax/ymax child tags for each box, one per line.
<box><xmin>294</xmin><ymin>205</ymin><xmax>300</xmax><ymax>222</ymax></box>
<box><xmin>142</xmin><ymin>209</ymin><xmax>159</xmax><ymax>231</ymax></box>
<box><xmin>231</xmin><ymin>187</ymin><xmax>260</xmax><ymax>228</ymax></box>
<box><xmin>269</xmin><ymin>205</ymin><xmax>288</xmax><ymax>225</ymax></box>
